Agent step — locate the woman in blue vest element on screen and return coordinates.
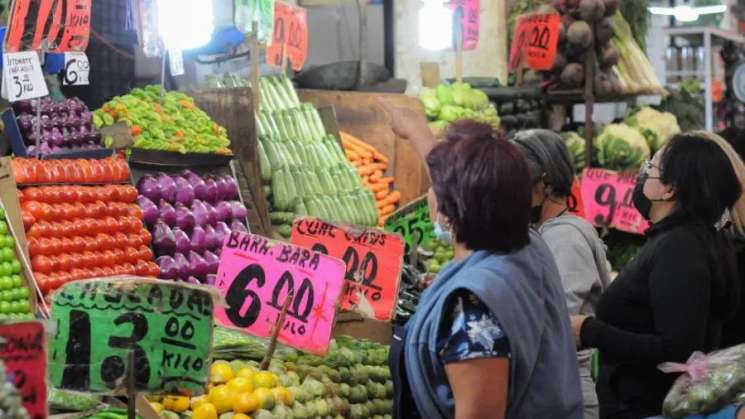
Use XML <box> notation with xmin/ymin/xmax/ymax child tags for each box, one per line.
<box><xmin>381</xmin><ymin>101</ymin><xmax>583</xmax><ymax>419</ymax></box>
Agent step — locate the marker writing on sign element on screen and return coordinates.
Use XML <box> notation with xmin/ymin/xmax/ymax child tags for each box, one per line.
<box><xmin>226</xmin><ymin>232</ymin><xmax>321</xmax><ymax>271</ymax></box>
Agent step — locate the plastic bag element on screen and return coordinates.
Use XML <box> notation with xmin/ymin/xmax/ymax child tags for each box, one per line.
<box><xmin>661</xmin><ymin>344</ymin><xmax>745</xmax><ymax>418</ymax></box>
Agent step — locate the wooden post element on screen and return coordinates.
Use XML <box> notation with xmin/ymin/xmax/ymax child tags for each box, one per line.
<box><xmin>420</xmin><ymin>62</ymin><xmax>441</xmax><ymax>88</ymax></box>
<box><xmin>251</xmin><ymin>20</ymin><xmax>262</xmax><ymax>113</ymax></box>
<box><xmin>584</xmin><ymin>47</ymin><xmax>596</xmax><ymax>168</ymax></box>
<box><xmin>358</xmin><ymin>0</ymin><xmax>369</xmax><ymax>88</ymax></box>
<box><xmin>260</xmin><ymin>292</ymin><xmax>294</xmax><ymax>370</ymax></box>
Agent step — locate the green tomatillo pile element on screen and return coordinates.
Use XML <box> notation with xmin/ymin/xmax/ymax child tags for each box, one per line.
<box><xmin>419</xmin><ymin>82</ymin><xmax>500</xmax><ymax>137</ymax></box>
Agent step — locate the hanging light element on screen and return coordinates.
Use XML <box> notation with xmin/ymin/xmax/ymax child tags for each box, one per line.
<box><xmin>418</xmin><ymin>0</ymin><xmax>453</xmax><ymax>51</ymax></box>
<box><xmin>648</xmin><ymin>4</ymin><xmax>727</xmax><ymax>23</ymax></box>
<box><xmin>157</xmin><ymin>0</ymin><xmax>215</xmax><ymax>51</ymax></box>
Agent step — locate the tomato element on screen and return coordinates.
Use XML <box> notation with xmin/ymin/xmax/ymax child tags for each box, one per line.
<box><xmin>32</xmin><ymin>255</ymin><xmax>52</xmax><ymax>274</ymax></box>
<box><xmin>137</xmin><ymin>245</ymin><xmax>154</xmax><ymax>262</ymax></box>
<box><xmin>12</xmin><ymin>160</ymin><xmax>28</xmax><ymax>184</ymax></box>
<box><xmin>146</xmin><ymin>261</ymin><xmax>160</xmax><ymax>277</ymax></box>
<box><xmin>83</xmin><ymin>236</ymin><xmax>98</xmax><ymax>253</ymax></box>
<box><xmin>24</xmin><ymin>187</ymin><xmax>42</xmax><ymax>202</ymax></box>
<box><xmin>40</xmin><ymin>203</ymin><xmax>54</xmax><ymax>221</ymax></box>
<box><xmin>72</xmin><ymin>202</ymin><xmax>86</xmax><ymax>219</ymax></box>
<box><xmin>56</xmin><ymin>254</ymin><xmax>72</xmax><ymax>272</ymax></box>
<box><xmin>70</xmin><ymin>268</ymin><xmax>86</xmax><ymax>281</ymax></box>
<box><xmin>79</xmin><ymin>162</ymin><xmax>95</xmax><ymax>183</ymax></box>
<box><xmin>89</xmin><ymin>160</ymin><xmax>105</xmax><ymax>183</ymax></box>
<box><xmin>78</xmin><ymin>187</ymin><xmax>95</xmax><ymax>204</ymax></box>
<box><xmin>37</xmin><ymin>166</ymin><xmax>53</xmax><ymax>184</ymax></box>
<box><xmin>46</xmin><ymin>222</ymin><xmax>63</xmax><ymax>238</ymax></box>
<box><xmin>114</xmin><ymin>158</ymin><xmax>130</xmax><ymax>181</ymax></box>
<box><xmin>140</xmin><ymin>229</ymin><xmax>152</xmax><ymax>245</ymax></box>
<box><xmin>45</xmin><ymin>187</ymin><xmax>62</xmax><ymax>204</ymax></box>
<box><xmin>22</xmin><ymin>211</ymin><xmax>36</xmax><ymax>231</ymax></box>
<box><xmin>94</xmin><ymin>233</ymin><xmax>111</xmax><ymax>251</ymax></box>
<box><xmin>60</xmin><ymin>187</ymin><xmax>78</xmax><ymax>203</ymax></box>
<box><xmin>27</xmin><ymin>237</ymin><xmax>40</xmax><ymax>256</ymax></box>
<box><xmin>100</xmin><ymin>160</ymin><xmax>115</xmax><ymax>182</ymax></box>
<box><xmin>112</xmin><ymin>248</ymin><xmax>125</xmax><ymax>265</ymax></box>
<box><xmin>91</xmin><ymin>266</ymin><xmax>105</xmax><ymax>277</ymax></box>
<box><xmin>28</xmin><ymin>221</ymin><xmax>50</xmax><ymax>238</ymax></box>
<box><xmin>16</xmin><ymin>189</ymin><xmax>26</xmax><ymax>205</ymax></box>
<box><xmin>48</xmin><ymin>204</ymin><xmax>63</xmax><ymax>220</ymax></box>
<box><xmin>83</xmin><ymin>218</ymin><xmax>99</xmax><ymax>235</ymax></box>
<box><xmin>120</xmin><ymin>216</ymin><xmax>138</xmax><ymax>233</ymax></box>
<box><xmin>60</xmin><ymin>237</ymin><xmax>75</xmax><ymax>254</ymax></box>
<box><xmin>120</xmin><ymin>186</ymin><xmax>138</xmax><ymax>203</ymax></box>
<box><xmin>128</xmin><ymin>204</ymin><xmax>144</xmax><ymax>220</ymax></box>
<box><xmin>101</xmin><ymin>266</ymin><xmax>115</xmax><ymax>277</ymax></box>
<box><xmin>25</xmin><ymin>160</ymin><xmax>41</xmax><ymax>184</ymax></box>
<box><xmin>120</xmin><ymin>263</ymin><xmax>136</xmax><ymax>275</ymax></box>
<box><xmin>62</xmin><ymin>162</ymin><xmax>76</xmax><ymax>183</ymax></box>
<box><xmin>117</xmin><ymin>202</ymin><xmax>132</xmax><ymax>217</ymax></box>
<box><xmin>127</xmin><ymin>233</ymin><xmax>143</xmax><ymax>248</ymax></box>
<box><xmin>23</xmin><ymin>201</ymin><xmax>44</xmax><ymax>220</ymax></box>
<box><xmin>59</xmin><ymin>220</ymin><xmax>75</xmax><ymax>237</ymax></box>
<box><xmin>102</xmin><ymin>217</ymin><xmax>120</xmax><ymax>233</ymax></box>
<box><xmin>48</xmin><ymin>237</ymin><xmax>63</xmax><ymax>255</ymax></box>
<box><xmin>100</xmin><ymin>250</ymin><xmax>115</xmax><ymax>267</ymax></box>
<box><xmin>71</xmin><ymin>236</ymin><xmax>86</xmax><ymax>253</ymax></box>
<box><xmin>124</xmin><ymin>247</ymin><xmax>140</xmax><ymax>264</ymax></box>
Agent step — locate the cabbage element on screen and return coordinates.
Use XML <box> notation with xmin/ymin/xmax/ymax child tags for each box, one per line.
<box><xmin>595</xmin><ymin>123</ymin><xmax>650</xmax><ymax>172</ymax></box>
<box><xmin>625</xmin><ymin>107</ymin><xmax>681</xmax><ymax>152</ymax></box>
<box><xmin>561</xmin><ymin>131</ymin><xmax>586</xmax><ymax>173</ymax></box>
<box><xmin>419</xmin><ymin>87</ymin><xmax>441</xmax><ymax>119</ymax></box>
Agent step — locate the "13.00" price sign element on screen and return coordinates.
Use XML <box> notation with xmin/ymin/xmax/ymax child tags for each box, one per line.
<box><xmin>215</xmin><ymin>232</ymin><xmax>345</xmax><ymax>356</ymax></box>
<box><xmin>291</xmin><ymin>217</ymin><xmax>405</xmax><ymax>321</ymax></box>
<box><xmin>48</xmin><ymin>278</ymin><xmax>215</xmax><ymax>394</ymax></box>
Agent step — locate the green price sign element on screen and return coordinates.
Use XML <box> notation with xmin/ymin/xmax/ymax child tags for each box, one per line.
<box><xmin>384</xmin><ymin>196</ymin><xmax>433</xmax><ymax>255</ymax></box>
<box><xmin>48</xmin><ymin>279</ymin><xmax>215</xmax><ymax>394</ymax></box>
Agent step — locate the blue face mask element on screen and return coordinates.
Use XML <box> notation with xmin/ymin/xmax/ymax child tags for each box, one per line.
<box><xmin>433</xmin><ymin>218</ymin><xmax>453</xmax><ymax>244</ymax></box>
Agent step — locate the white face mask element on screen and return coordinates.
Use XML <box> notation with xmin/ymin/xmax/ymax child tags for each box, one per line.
<box><xmin>433</xmin><ymin>216</ymin><xmax>453</xmax><ymax>244</ymax></box>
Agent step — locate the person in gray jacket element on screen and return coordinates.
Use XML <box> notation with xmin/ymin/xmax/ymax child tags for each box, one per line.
<box><xmin>513</xmin><ymin>130</ymin><xmax>611</xmax><ymax>419</ymax></box>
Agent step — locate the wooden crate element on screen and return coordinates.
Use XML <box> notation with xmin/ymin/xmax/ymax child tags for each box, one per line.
<box><xmin>298</xmin><ymin>90</ymin><xmax>430</xmax><ymax>206</ymax></box>
<box><xmin>189</xmin><ymin>87</ymin><xmax>273</xmax><ymax>236</ymax></box>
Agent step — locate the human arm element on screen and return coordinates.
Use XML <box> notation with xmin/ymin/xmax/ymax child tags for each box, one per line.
<box><xmin>446</xmin><ymin>358</ymin><xmax>509</xmax><ymax>419</ymax></box>
<box><xmin>378</xmin><ymin>98</ymin><xmax>437</xmax><ymax>169</ymax></box>
<box><xmin>578</xmin><ymin>235</ymin><xmax>712</xmax><ymax>363</ymax></box>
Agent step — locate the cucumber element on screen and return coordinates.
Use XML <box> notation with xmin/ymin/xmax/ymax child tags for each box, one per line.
<box><xmin>272</xmin><ymin>169</ymin><xmax>291</xmax><ymax>210</ymax></box>
<box><xmin>270</xmin><ymin>212</ymin><xmax>296</xmax><ymax>225</ymax></box>
<box><xmin>257</xmin><ymin>140</ymin><xmax>272</xmax><ymax>183</ymax></box>
<box><xmin>316</xmin><ymin>168</ymin><xmax>337</xmax><ymax>195</ymax></box>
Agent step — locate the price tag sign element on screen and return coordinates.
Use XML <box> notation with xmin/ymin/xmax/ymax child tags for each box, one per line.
<box><xmin>569</xmin><ymin>177</ymin><xmax>586</xmax><ymax>218</ymax></box>
<box><xmin>384</xmin><ymin>196</ymin><xmax>434</xmax><ymax>256</ymax></box>
<box><xmin>215</xmin><ymin>232</ymin><xmax>345</xmax><ymax>355</ymax></box>
<box><xmin>0</xmin><ymin>321</ymin><xmax>46</xmax><ymax>419</ymax></box>
<box><xmin>509</xmin><ymin>13</ymin><xmax>561</xmax><ymax>72</ymax></box>
<box><xmin>2</xmin><ymin>51</ymin><xmax>49</xmax><ymax>102</ymax></box>
<box><xmin>169</xmin><ymin>50</ymin><xmax>185</xmax><ymax>77</ymax></box>
<box><xmin>48</xmin><ymin>278</ymin><xmax>215</xmax><ymax>394</ymax></box>
<box><xmin>5</xmin><ymin>0</ymin><xmax>91</xmax><ymax>52</ymax></box>
<box><xmin>290</xmin><ymin>217</ymin><xmax>405</xmax><ymax>321</ymax></box>
<box><xmin>451</xmin><ymin>0</ymin><xmax>480</xmax><ymax>50</ymax></box>
<box><xmin>63</xmin><ymin>52</ymin><xmax>90</xmax><ymax>86</ymax></box>
<box><xmin>266</xmin><ymin>1</ymin><xmax>308</xmax><ymax>71</ymax></box>
<box><xmin>581</xmin><ymin>168</ymin><xmax>650</xmax><ymax>235</ymax></box>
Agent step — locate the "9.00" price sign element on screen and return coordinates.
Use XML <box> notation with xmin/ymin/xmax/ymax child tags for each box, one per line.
<box><xmin>215</xmin><ymin>232</ymin><xmax>345</xmax><ymax>356</ymax></box>
<box><xmin>291</xmin><ymin>217</ymin><xmax>405</xmax><ymax>322</ymax></box>
<box><xmin>48</xmin><ymin>278</ymin><xmax>215</xmax><ymax>394</ymax></box>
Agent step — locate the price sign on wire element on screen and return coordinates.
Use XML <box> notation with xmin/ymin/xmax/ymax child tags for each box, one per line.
<box><xmin>291</xmin><ymin>217</ymin><xmax>405</xmax><ymax>321</ymax></box>
<box><xmin>266</xmin><ymin>1</ymin><xmax>308</xmax><ymax>71</ymax></box>
<box><xmin>450</xmin><ymin>0</ymin><xmax>480</xmax><ymax>50</ymax></box>
<box><xmin>215</xmin><ymin>232</ymin><xmax>345</xmax><ymax>356</ymax></box>
<box><xmin>2</xmin><ymin>51</ymin><xmax>49</xmax><ymax>102</ymax></box>
<box><xmin>0</xmin><ymin>321</ymin><xmax>46</xmax><ymax>419</ymax></box>
<box><xmin>63</xmin><ymin>52</ymin><xmax>90</xmax><ymax>86</ymax></box>
<box><xmin>5</xmin><ymin>0</ymin><xmax>91</xmax><ymax>53</ymax></box>
<box><xmin>384</xmin><ymin>196</ymin><xmax>434</xmax><ymax>256</ymax></box>
<box><xmin>168</xmin><ymin>50</ymin><xmax>185</xmax><ymax>77</ymax></box>
<box><xmin>509</xmin><ymin>13</ymin><xmax>561</xmax><ymax>72</ymax></box>
<box><xmin>569</xmin><ymin>177</ymin><xmax>586</xmax><ymax>218</ymax></box>
<box><xmin>581</xmin><ymin>168</ymin><xmax>650</xmax><ymax>235</ymax></box>
<box><xmin>48</xmin><ymin>278</ymin><xmax>215</xmax><ymax>394</ymax></box>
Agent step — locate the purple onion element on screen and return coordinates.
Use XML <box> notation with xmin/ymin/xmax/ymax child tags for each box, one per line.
<box><xmin>175</xmin><ymin>204</ymin><xmax>195</xmax><ymax>232</ymax></box>
<box><xmin>49</xmin><ymin>127</ymin><xmax>64</xmax><ymax>147</ymax></box>
<box><xmin>174</xmin><ymin>227</ymin><xmax>191</xmax><ymax>255</ymax></box>
<box><xmin>214</xmin><ymin>221</ymin><xmax>231</xmax><ymax>245</ymax></box>
<box><xmin>174</xmin><ymin>177</ymin><xmax>195</xmax><ymax>205</ymax></box>
<box><xmin>137</xmin><ymin>175</ymin><xmax>161</xmax><ymax>203</ymax></box>
<box><xmin>185</xmin><ymin>276</ymin><xmax>201</xmax><ymax>285</ymax></box>
<box><xmin>204</xmin><ymin>225</ymin><xmax>220</xmax><ymax>250</ymax></box>
<box><xmin>190</xmin><ymin>226</ymin><xmax>207</xmax><ymax>253</ymax></box>
<box><xmin>217</xmin><ymin>176</ymin><xmax>239</xmax><ymax>200</ymax></box>
<box><xmin>192</xmin><ymin>200</ymin><xmax>210</xmax><ymax>227</ymax></box>
<box><xmin>157</xmin><ymin>173</ymin><xmax>177</xmax><ymax>203</ymax></box>
<box><xmin>188</xmin><ymin>251</ymin><xmax>208</xmax><ymax>278</ymax></box>
<box><xmin>230</xmin><ymin>220</ymin><xmax>248</xmax><ymax>233</ymax></box>
<box><xmin>215</xmin><ymin>201</ymin><xmax>232</xmax><ymax>222</ymax></box>
<box><xmin>206</xmin><ymin>274</ymin><xmax>217</xmax><ymax>286</ymax></box>
<box><xmin>202</xmin><ymin>178</ymin><xmax>218</xmax><ymax>203</ymax></box>
<box><xmin>13</xmin><ymin>101</ymin><xmax>32</xmax><ymax>114</ymax></box>
<box><xmin>230</xmin><ymin>201</ymin><xmax>248</xmax><ymax>220</ymax></box>
<box><xmin>17</xmin><ymin>114</ymin><xmax>33</xmax><ymax>132</ymax></box>
<box><xmin>152</xmin><ymin>221</ymin><xmax>176</xmax><ymax>256</ymax></box>
<box><xmin>138</xmin><ymin>196</ymin><xmax>159</xmax><ymax>225</ymax></box>
<box><xmin>203</xmin><ymin>202</ymin><xmax>217</xmax><ymax>226</ymax></box>
<box><xmin>203</xmin><ymin>250</ymin><xmax>219</xmax><ymax>274</ymax></box>
<box><xmin>156</xmin><ymin>256</ymin><xmax>178</xmax><ymax>280</ymax></box>
<box><xmin>158</xmin><ymin>200</ymin><xmax>177</xmax><ymax>226</ymax></box>
<box><xmin>173</xmin><ymin>252</ymin><xmax>190</xmax><ymax>280</ymax></box>
<box><xmin>181</xmin><ymin>170</ymin><xmax>203</xmax><ymax>186</ymax></box>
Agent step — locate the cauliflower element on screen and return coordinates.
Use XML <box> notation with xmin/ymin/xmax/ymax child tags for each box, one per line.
<box><xmin>625</xmin><ymin>107</ymin><xmax>681</xmax><ymax>152</ymax></box>
<box><xmin>595</xmin><ymin>123</ymin><xmax>650</xmax><ymax>172</ymax></box>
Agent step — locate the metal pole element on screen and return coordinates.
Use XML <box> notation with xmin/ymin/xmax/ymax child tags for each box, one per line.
<box><xmin>704</xmin><ymin>30</ymin><xmax>713</xmax><ymax>131</ymax></box>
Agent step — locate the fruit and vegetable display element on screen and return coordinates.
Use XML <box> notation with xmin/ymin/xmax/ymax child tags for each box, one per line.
<box><xmin>149</xmin><ymin>327</ymin><xmax>393</xmax><ymax>419</ymax></box>
<box><xmin>0</xmin><ymin>206</ymin><xmax>33</xmax><ymax>320</ymax></box>
<box><xmin>0</xmin><ymin>361</ymin><xmax>30</xmax><ymax>419</ymax></box>
<box><xmin>419</xmin><ymin>82</ymin><xmax>500</xmax><ymax>137</ymax></box>
<box><xmin>256</xmin><ymin>75</ymin><xmax>379</xmax><ymax>238</ymax></box>
<box><xmin>136</xmin><ymin>170</ymin><xmax>248</xmax><ymax>284</ymax></box>
<box><xmin>662</xmin><ymin>344</ymin><xmax>745</xmax><ymax>418</ymax></box>
<box><xmin>340</xmin><ymin>132</ymin><xmax>401</xmax><ymax>226</ymax></box>
<box><xmin>593</xmin><ymin>123</ymin><xmax>650</xmax><ymax>172</ymax></box>
<box><xmin>95</xmin><ymin>86</ymin><xmax>232</xmax><ymax>155</ymax></box>
<box><xmin>11</xmin><ymin>97</ymin><xmax>104</xmax><ymax>157</ymax></box>
<box><xmin>544</xmin><ymin>1</ymin><xmax>663</xmax><ymax>96</ymax></box>
<box><xmin>20</xmin><ymin>183</ymin><xmax>157</xmax><ymax>295</ymax></box>
<box><xmin>625</xmin><ymin>106</ymin><xmax>681</xmax><ymax>153</ymax></box>
<box><xmin>11</xmin><ymin>157</ymin><xmax>131</xmax><ymax>185</ymax></box>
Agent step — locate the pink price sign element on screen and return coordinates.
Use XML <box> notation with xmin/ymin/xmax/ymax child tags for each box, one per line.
<box><xmin>214</xmin><ymin>232</ymin><xmax>345</xmax><ymax>355</ymax></box>
<box><xmin>581</xmin><ymin>168</ymin><xmax>651</xmax><ymax>235</ymax></box>
<box><xmin>451</xmin><ymin>0</ymin><xmax>480</xmax><ymax>50</ymax></box>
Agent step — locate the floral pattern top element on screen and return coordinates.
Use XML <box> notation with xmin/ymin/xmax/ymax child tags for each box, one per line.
<box><xmin>437</xmin><ymin>290</ymin><xmax>511</xmax><ymax>364</ymax></box>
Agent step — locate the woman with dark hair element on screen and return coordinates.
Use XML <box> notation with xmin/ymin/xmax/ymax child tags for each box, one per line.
<box><xmin>380</xmin><ymin>101</ymin><xmax>583</xmax><ymax>419</ymax></box>
<box><xmin>513</xmin><ymin>129</ymin><xmax>610</xmax><ymax>419</ymax></box>
<box><xmin>572</xmin><ymin>132</ymin><xmax>745</xmax><ymax>419</ymax></box>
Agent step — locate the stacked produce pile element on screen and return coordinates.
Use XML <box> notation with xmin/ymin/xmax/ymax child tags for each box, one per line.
<box><xmin>257</xmin><ymin>76</ymin><xmax>379</xmax><ymax>238</ymax></box>
<box><xmin>136</xmin><ymin>170</ymin><xmax>248</xmax><ymax>284</ymax></box>
<box><xmin>18</xmin><ymin>173</ymin><xmax>157</xmax><ymax>294</ymax></box>
<box><xmin>11</xmin><ymin>157</ymin><xmax>131</xmax><ymax>185</ymax></box>
<box><xmin>419</xmin><ymin>82</ymin><xmax>500</xmax><ymax>136</ymax></box>
<box><xmin>421</xmin><ymin>238</ymin><xmax>454</xmax><ymax>275</ymax></box>
<box><xmin>625</xmin><ymin>106</ymin><xmax>681</xmax><ymax>153</ymax></box>
<box><xmin>547</xmin><ymin>0</ymin><xmax>664</xmax><ymax>96</ymax></box>
<box><xmin>340</xmin><ymin>132</ymin><xmax>401</xmax><ymax>226</ymax></box>
<box><xmin>95</xmin><ymin>86</ymin><xmax>232</xmax><ymax>155</ymax></box>
<box><xmin>0</xmin><ymin>361</ymin><xmax>29</xmax><ymax>419</ymax></box>
<box><xmin>0</xmin><ymin>207</ymin><xmax>33</xmax><ymax>320</ymax></box>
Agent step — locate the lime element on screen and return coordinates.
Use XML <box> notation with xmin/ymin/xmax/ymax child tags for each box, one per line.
<box><xmin>17</xmin><ymin>287</ymin><xmax>28</xmax><ymax>299</ymax></box>
<box><xmin>9</xmin><ymin>288</ymin><xmax>21</xmax><ymax>301</ymax></box>
<box><xmin>0</xmin><ymin>248</ymin><xmax>13</xmax><ymax>263</ymax></box>
<box><xmin>5</xmin><ymin>236</ymin><xmax>14</xmax><ymax>248</ymax></box>
<box><xmin>0</xmin><ymin>264</ymin><xmax>10</xmax><ymax>277</ymax></box>
<box><xmin>0</xmin><ymin>237</ymin><xmax>8</xmax><ymax>248</ymax></box>
<box><xmin>0</xmin><ymin>277</ymin><xmax>12</xmax><ymax>291</ymax></box>
<box><xmin>17</xmin><ymin>300</ymin><xmax>29</xmax><ymax>314</ymax></box>
<box><xmin>1</xmin><ymin>290</ymin><xmax>12</xmax><ymax>302</ymax></box>
<box><xmin>0</xmin><ymin>222</ymin><xmax>8</xmax><ymax>235</ymax></box>
<box><xmin>11</xmin><ymin>275</ymin><xmax>21</xmax><ymax>288</ymax></box>
<box><xmin>0</xmin><ymin>208</ymin><xmax>5</xmax><ymax>220</ymax></box>
<box><xmin>0</xmin><ymin>302</ymin><xmax>12</xmax><ymax>314</ymax></box>
<box><xmin>9</xmin><ymin>260</ymin><xmax>20</xmax><ymax>275</ymax></box>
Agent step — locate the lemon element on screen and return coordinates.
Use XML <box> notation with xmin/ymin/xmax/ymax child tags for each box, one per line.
<box><xmin>227</xmin><ymin>376</ymin><xmax>254</xmax><ymax>394</ymax></box>
<box><xmin>253</xmin><ymin>387</ymin><xmax>275</xmax><ymax>410</ymax></box>
<box><xmin>210</xmin><ymin>362</ymin><xmax>234</xmax><ymax>384</ymax></box>
<box><xmin>236</xmin><ymin>367</ymin><xmax>256</xmax><ymax>381</ymax></box>
<box><xmin>252</xmin><ymin>371</ymin><xmax>278</xmax><ymax>389</ymax></box>
<box><xmin>272</xmin><ymin>386</ymin><xmax>294</xmax><ymax>406</ymax></box>
<box><xmin>148</xmin><ymin>402</ymin><xmax>163</xmax><ymax>414</ymax></box>
<box><xmin>162</xmin><ymin>395</ymin><xmax>190</xmax><ymax>413</ymax></box>
<box><xmin>232</xmin><ymin>391</ymin><xmax>260</xmax><ymax>413</ymax></box>
<box><xmin>192</xmin><ymin>402</ymin><xmax>218</xmax><ymax>419</ymax></box>
<box><xmin>191</xmin><ymin>395</ymin><xmax>209</xmax><ymax>410</ymax></box>
<box><xmin>233</xmin><ymin>414</ymin><xmax>252</xmax><ymax>419</ymax></box>
<box><xmin>208</xmin><ymin>384</ymin><xmax>235</xmax><ymax>414</ymax></box>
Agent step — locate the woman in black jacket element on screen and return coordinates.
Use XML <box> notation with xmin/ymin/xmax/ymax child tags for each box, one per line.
<box><xmin>572</xmin><ymin>132</ymin><xmax>745</xmax><ymax>419</ymax></box>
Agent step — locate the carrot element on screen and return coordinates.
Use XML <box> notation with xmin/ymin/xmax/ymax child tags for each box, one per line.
<box><xmin>358</xmin><ymin>163</ymin><xmax>386</xmax><ymax>176</ymax></box>
<box><xmin>377</xmin><ymin>190</ymin><xmax>401</xmax><ymax>208</ymax></box>
<box><xmin>380</xmin><ymin>204</ymin><xmax>395</xmax><ymax>216</ymax></box>
<box><xmin>362</xmin><ymin>176</ymin><xmax>370</xmax><ymax>186</ymax></box>
<box><xmin>342</xmin><ymin>139</ymin><xmax>373</xmax><ymax>158</ymax></box>
<box><xmin>345</xmin><ymin>150</ymin><xmax>360</xmax><ymax>160</ymax></box>
<box><xmin>369</xmin><ymin>170</ymin><xmax>383</xmax><ymax>182</ymax></box>
<box><xmin>373</xmin><ymin>151</ymin><xmax>390</xmax><ymax>164</ymax></box>
<box><xmin>375</xmin><ymin>189</ymin><xmax>389</xmax><ymax>200</ymax></box>
<box><xmin>342</xmin><ymin>132</ymin><xmax>377</xmax><ymax>153</ymax></box>
<box><xmin>350</xmin><ymin>159</ymin><xmax>363</xmax><ymax>167</ymax></box>
<box><xmin>379</xmin><ymin>177</ymin><xmax>395</xmax><ymax>185</ymax></box>
<box><xmin>369</xmin><ymin>183</ymin><xmax>388</xmax><ymax>193</ymax></box>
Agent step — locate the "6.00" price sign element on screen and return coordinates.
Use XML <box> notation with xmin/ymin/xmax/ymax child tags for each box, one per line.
<box><xmin>215</xmin><ymin>232</ymin><xmax>345</xmax><ymax>356</ymax></box>
<box><xmin>291</xmin><ymin>217</ymin><xmax>405</xmax><ymax>322</ymax></box>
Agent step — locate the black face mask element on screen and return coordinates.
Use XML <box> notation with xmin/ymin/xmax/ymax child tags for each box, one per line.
<box><xmin>632</xmin><ymin>172</ymin><xmax>652</xmax><ymax>220</ymax></box>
